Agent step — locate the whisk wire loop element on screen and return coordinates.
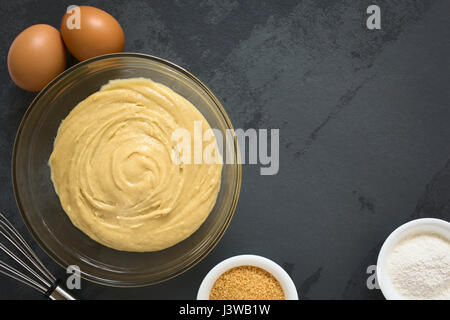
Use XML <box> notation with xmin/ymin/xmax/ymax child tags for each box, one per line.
<box><xmin>0</xmin><ymin>213</ymin><xmax>58</xmax><ymax>295</ymax></box>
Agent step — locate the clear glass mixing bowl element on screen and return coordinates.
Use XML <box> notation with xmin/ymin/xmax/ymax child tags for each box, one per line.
<box><xmin>12</xmin><ymin>53</ymin><xmax>241</xmax><ymax>287</ymax></box>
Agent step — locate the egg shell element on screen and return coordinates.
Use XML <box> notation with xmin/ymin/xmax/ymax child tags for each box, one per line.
<box><xmin>7</xmin><ymin>24</ymin><xmax>67</xmax><ymax>92</ymax></box>
<box><xmin>61</xmin><ymin>6</ymin><xmax>125</xmax><ymax>61</ymax></box>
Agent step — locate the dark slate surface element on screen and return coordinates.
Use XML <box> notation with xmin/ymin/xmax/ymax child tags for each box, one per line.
<box><xmin>0</xmin><ymin>0</ymin><xmax>449</xmax><ymax>299</ymax></box>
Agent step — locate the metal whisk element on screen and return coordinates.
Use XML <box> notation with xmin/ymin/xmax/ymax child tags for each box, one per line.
<box><xmin>0</xmin><ymin>213</ymin><xmax>76</xmax><ymax>300</ymax></box>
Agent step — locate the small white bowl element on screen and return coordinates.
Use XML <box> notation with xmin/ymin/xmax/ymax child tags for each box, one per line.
<box><xmin>197</xmin><ymin>254</ymin><xmax>299</xmax><ymax>300</ymax></box>
<box><xmin>376</xmin><ymin>218</ymin><xmax>450</xmax><ymax>300</ymax></box>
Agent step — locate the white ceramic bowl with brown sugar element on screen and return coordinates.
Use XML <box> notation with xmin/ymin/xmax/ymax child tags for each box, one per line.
<box><xmin>197</xmin><ymin>254</ymin><xmax>299</xmax><ymax>300</ymax></box>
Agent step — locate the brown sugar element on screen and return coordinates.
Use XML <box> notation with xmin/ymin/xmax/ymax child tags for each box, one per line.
<box><xmin>209</xmin><ymin>265</ymin><xmax>285</xmax><ymax>300</ymax></box>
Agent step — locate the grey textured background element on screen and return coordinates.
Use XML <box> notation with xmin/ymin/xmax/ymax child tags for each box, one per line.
<box><xmin>0</xmin><ymin>0</ymin><xmax>449</xmax><ymax>299</ymax></box>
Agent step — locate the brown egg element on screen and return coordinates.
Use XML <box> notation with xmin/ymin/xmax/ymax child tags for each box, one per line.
<box><xmin>61</xmin><ymin>6</ymin><xmax>125</xmax><ymax>61</ymax></box>
<box><xmin>7</xmin><ymin>24</ymin><xmax>67</xmax><ymax>92</ymax></box>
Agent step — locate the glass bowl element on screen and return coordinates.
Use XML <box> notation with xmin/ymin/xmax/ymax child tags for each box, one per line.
<box><xmin>12</xmin><ymin>53</ymin><xmax>241</xmax><ymax>287</ymax></box>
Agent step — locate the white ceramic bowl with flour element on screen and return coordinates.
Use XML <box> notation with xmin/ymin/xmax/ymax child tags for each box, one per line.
<box><xmin>377</xmin><ymin>218</ymin><xmax>450</xmax><ymax>300</ymax></box>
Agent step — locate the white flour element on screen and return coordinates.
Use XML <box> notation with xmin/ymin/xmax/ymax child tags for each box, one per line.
<box><xmin>387</xmin><ymin>232</ymin><xmax>450</xmax><ymax>300</ymax></box>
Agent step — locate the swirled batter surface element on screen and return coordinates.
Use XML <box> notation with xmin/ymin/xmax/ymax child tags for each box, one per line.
<box><xmin>49</xmin><ymin>78</ymin><xmax>222</xmax><ymax>252</ymax></box>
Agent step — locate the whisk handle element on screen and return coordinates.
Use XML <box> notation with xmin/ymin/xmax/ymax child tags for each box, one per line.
<box><xmin>48</xmin><ymin>285</ymin><xmax>76</xmax><ymax>300</ymax></box>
